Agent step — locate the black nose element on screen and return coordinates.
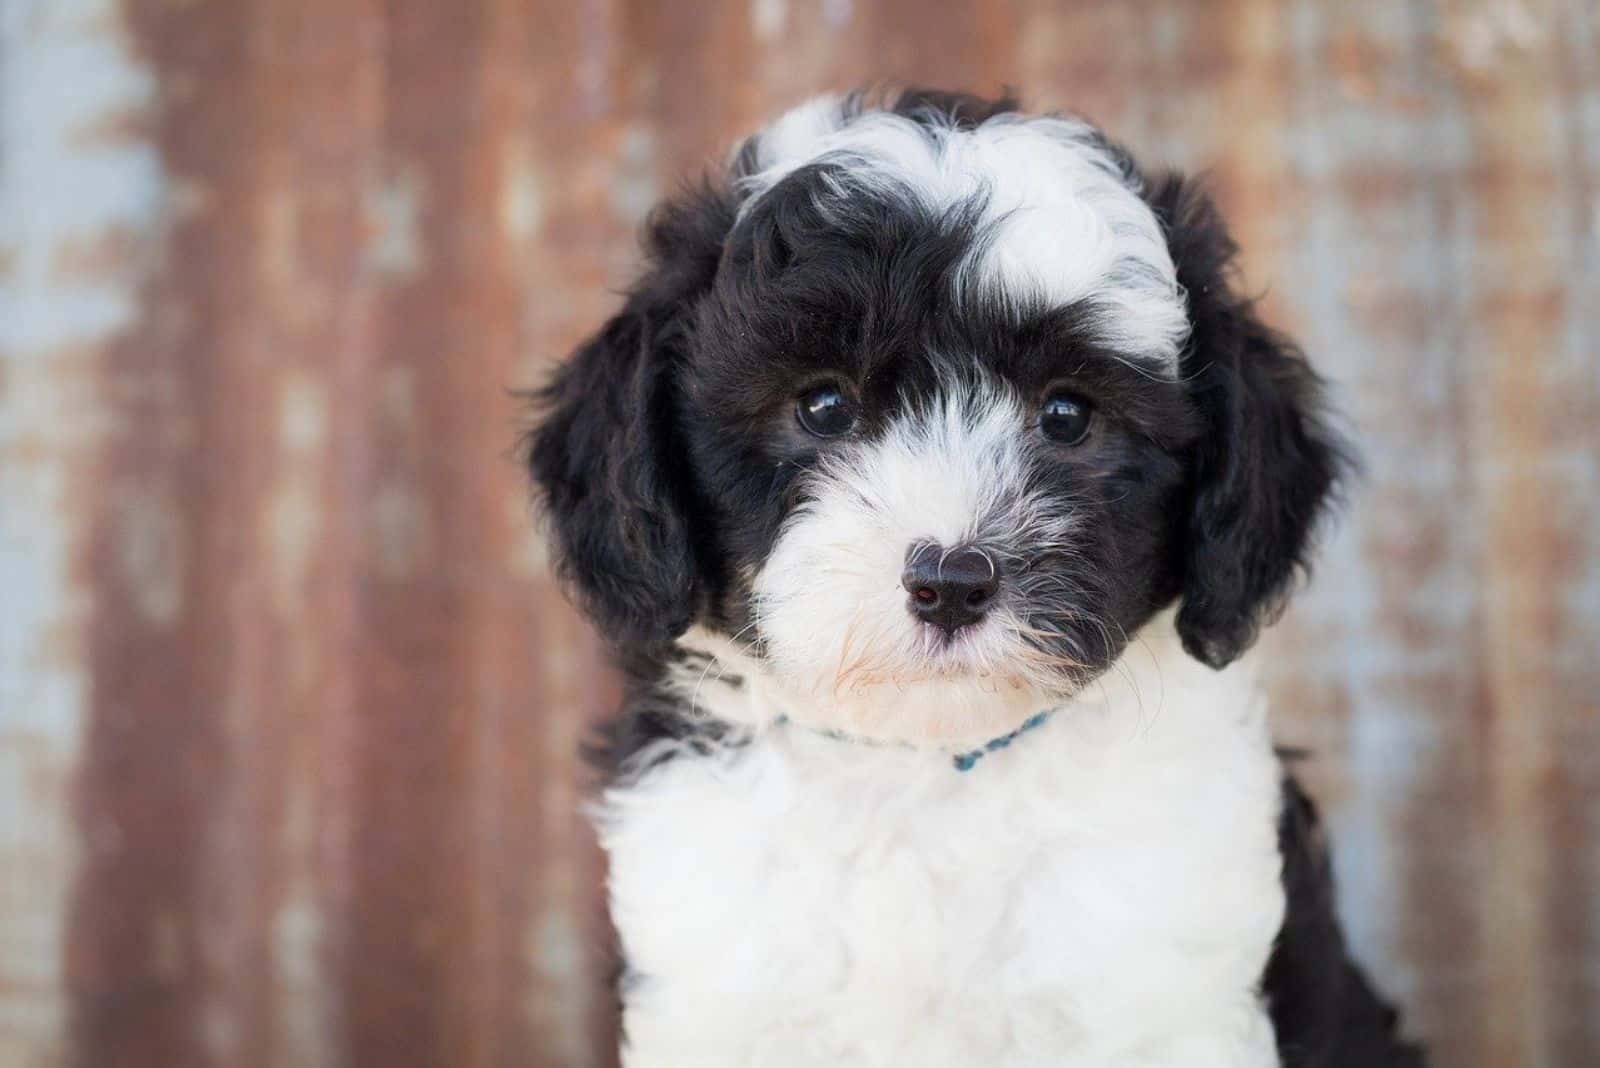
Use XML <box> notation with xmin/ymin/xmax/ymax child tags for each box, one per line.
<box><xmin>902</xmin><ymin>543</ymin><xmax>1001</xmax><ymax>634</ymax></box>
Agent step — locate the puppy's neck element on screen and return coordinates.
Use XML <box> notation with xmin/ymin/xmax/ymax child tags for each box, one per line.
<box><xmin>667</xmin><ymin>607</ymin><xmax>1265</xmax><ymax>763</ymax></box>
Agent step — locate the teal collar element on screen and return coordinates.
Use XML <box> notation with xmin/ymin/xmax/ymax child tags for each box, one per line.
<box><xmin>950</xmin><ymin>709</ymin><xmax>1055</xmax><ymax>771</ymax></box>
<box><xmin>772</xmin><ymin>708</ymin><xmax>1058</xmax><ymax>772</ymax></box>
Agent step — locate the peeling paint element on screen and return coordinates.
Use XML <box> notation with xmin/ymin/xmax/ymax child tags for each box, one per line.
<box><xmin>114</xmin><ymin>488</ymin><xmax>185</xmax><ymax>624</ymax></box>
<box><xmin>751</xmin><ymin>0</ymin><xmax>788</xmax><ymax>42</ymax></box>
<box><xmin>266</xmin><ymin>376</ymin><xmax>326</xmax><ymax>617</ymax></box>
<box><xmin>0</xmin><ymin>2</ymin><xmax>160</xmax><ymax>1066</ymax></box>
<box><xmin>364</xmin><ymin>166</ymin><xmax>426</xmax><ymax>280</ymax></box>
<box><xmin>371</xmin><ymin>481</ymin><xmax>432</xmax><ymax>580</ymax></box>
<box><xmin>501</xmin><ymin>142</ymin><xmax>546</xmax><ymax>243</ymax></box>
<box><xmin>0</xmin><ymin>0</ymin><xmax>161</xmax><ymax>352</ymax></box>
<box><xmin>609</xmin><ymin>124</ymin><xmax>659</xmax><ymax>226</ymax></box>
<box><xmin>528</xmin><ymin>909</ymin><xmax>592</xmax><ymax>1068</ymax></box>
<box><xmin>1440</xmin><ymin>0</ymin><xmax>1543</xmax><ymax>77</ymax></box>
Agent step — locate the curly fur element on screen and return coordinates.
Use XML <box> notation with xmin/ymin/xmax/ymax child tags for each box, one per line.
<box><xmin>526</xmin><ymin>88</ymin><xmax>1420</xmax><ymax>1067</ymax></box>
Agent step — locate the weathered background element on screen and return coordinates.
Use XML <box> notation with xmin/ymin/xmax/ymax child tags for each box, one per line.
<box><xmin>2</xmin><ymin>0</ymin><xmax>1596</xmax><ymax>1066</ymax></box>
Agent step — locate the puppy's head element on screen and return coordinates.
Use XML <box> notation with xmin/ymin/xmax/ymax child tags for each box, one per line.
<box><xmin>529</xmin><ymin>89</ymin><xmax>1346</xmax><ymax>746</ymax></box>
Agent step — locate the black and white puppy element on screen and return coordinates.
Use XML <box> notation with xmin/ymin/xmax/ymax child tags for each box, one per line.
<box><xmin>529</xmin><ymin>89</ymin><xmax>1423</xmax><ymax>1068</ymax></box>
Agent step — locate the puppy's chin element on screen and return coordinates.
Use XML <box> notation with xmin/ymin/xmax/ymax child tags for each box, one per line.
<box><xmin>776</xmin><ymin>667</ymin><xmax>1059</xmax><ymax>749</ymax></box>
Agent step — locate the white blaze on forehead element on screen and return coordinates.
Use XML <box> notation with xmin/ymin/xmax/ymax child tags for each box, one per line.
<box><xmin>737</xmin><ymin>94</ymin><xmax>1189</xmax><ymax>371</ymax></box>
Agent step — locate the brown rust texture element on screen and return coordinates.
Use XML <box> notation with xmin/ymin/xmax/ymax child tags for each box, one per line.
<box><xmin>0</xmin><ymin>1</ymin><xmax>1596</xmax><ymax>1067</ymax></box>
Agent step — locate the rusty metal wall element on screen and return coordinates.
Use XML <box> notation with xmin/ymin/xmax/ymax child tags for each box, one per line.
<box><xmin>1</xmin><ymin>1</ymin><xmax>1595</xmax><ymax>1066</ymax></box>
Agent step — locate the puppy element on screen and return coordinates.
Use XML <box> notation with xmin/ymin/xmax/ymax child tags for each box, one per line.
<box><xmin>529</xmin><ymin>88</ymin><xmax>1423</xmax><ymax>1068</ymax></box>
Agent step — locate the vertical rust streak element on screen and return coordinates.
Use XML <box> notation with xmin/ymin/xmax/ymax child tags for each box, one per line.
<box><xmin>254</xmin><ymin>3</ymin><xmax>389</xmax><ymax>1068</ymax></box>
<box><xmin>524</xmin><ymin>4</ymin><xmax>633</xmax><ymax>1064</ymax></box>
<box><xmin>1546</xmin><ymin>10</ymin><xmax>1600</xmax><ymax>1063</ymax></box>
<box><xmin>1450</xmin><ymin>4</ymin><xmax>1567</xmax><ymax>1063</ymax></box>
<box><xmin>339</xmin><ymin>0</ymin><xmax>543</xmax><ymax>1065</ymax></box>
<box><xmin>341</xmin><ymin>0</ymin><xmax>483</xmax><ymax>1063</ymax></box>
<box><xmin>465</xmin><ymin>4</ymin><xmax>544</xmax><ymax>1066</ymax></box>
<box><xmin>68</xmin><ymin>3</ymin><xmax>293</xmax><ymax>1066</ymax></box>
<box><xmin>293</xmin><ymin>4</ymin><xmax>392</xmax><ymax>1066</ymax></box>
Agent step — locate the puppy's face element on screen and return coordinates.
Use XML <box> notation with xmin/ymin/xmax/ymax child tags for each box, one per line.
<box><xmin>531</xmin><ymin>90</ymin><xmax>1344</xmax><ymax>747</ymax></box>
<box><xmin>683</xmin><ymin>167</ymin><xmax>1200</xmax><ymax>742</ymax></box>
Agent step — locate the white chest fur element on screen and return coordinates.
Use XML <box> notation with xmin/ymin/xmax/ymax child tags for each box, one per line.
<box><xmin>599</xmin><ymin>619</ymin><xmax>1287</xmax><ymax>1068</ymax></box>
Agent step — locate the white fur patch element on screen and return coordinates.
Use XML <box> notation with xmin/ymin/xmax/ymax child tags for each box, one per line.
<box><xmin>745</xmin><ymin>380</ymin><xmax>1071</xmax><ymax>748</ymax></box>
<box><xmin>737</xmin><ymin>94</ymin><xmax>1189</xmax><ymax>368</ymax></box>
<box><xmin>605</xmin><ymin>612</ymin><xmax>1285</xmax><ymax>1068</ymax></box>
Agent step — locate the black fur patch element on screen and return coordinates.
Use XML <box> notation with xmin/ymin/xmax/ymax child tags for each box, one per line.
<box><xmin>1142</xmin><ymin>174</ymin><xmax>1354</xmax><ymax>668</ymax></box>
<box><xmin>526</xmin><ymin>184</ymin><xmax>735</xmax><ymax>644</ymax></box>
<box><xmin>1267</xmin><ymin>775</ymin><xmax>1427</xmax><ymax>1066</ymax></box>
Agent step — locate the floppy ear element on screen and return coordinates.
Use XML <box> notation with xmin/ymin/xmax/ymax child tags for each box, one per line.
<box><xmin>1147</xmin><ymin>175</ymin><xmax>1352</xmax><ymax>669</ymax></box>
<box><xmin>527</xmin><ymin>186</ymin><xmax>733</xmax><ymax>645</ymax></box>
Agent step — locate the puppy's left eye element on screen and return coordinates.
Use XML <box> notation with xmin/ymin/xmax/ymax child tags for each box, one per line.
<box><xmin>1039</xmin><ymin>391</ymin><xmax>1094</xmax><ymax>444</ymax></box>
<box><xmin>796</xmin><ymin>384</ymin><xmax>856</xmax><ymax>438</ymax></box>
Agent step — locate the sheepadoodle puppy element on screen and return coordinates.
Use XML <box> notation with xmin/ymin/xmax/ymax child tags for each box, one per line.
<box><xmin>528</xmin><ymin>88</ymin><xmax>1423</xmax><ymax>1068</ymax></box>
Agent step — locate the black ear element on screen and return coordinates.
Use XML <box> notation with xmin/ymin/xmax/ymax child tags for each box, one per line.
<box><xmin>527</xmin><ymin>185</ymin><xmax>733</xmax><ymax>645</ymax></box>
<box><xmin>1148</xmin><ymin>175</ymin><xmax>1352</xmax><ymax>669</ymax></box>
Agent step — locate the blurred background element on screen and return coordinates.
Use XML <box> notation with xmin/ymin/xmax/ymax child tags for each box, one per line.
<box><xmin>2</xmin><ymin>1</ymin><xmax>1596</xmax><ymax>1066</ymax></box>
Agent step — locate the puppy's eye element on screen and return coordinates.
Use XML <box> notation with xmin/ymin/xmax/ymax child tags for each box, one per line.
<box><xmin>1039</xmin><ymin>391</ymin><xmax>1094</xmax><ymax>445</ymax></box>
<box><xmin>796</xmin><ymin>384</ymin><xmax>855</xmax><ymax>438</ymax></box>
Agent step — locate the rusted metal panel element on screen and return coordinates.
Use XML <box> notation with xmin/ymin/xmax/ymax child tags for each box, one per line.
<box><xmin>1</xmin><ymin>1</ymin><xmax>1596</xmax><ymax>1067</ymax></box>
<box><xmin>2</xmin><ymin>4</ymin><xmax>162</xmax><ymax>1067</ymax></box>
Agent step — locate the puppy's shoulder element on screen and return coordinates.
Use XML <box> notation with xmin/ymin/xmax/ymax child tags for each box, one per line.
<box><xmin>583</xmin><ymin>649</ymin><xmax>742</xmax><ymax>783</ymax></box>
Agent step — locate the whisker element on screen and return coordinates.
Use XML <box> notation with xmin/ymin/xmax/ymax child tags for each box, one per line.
<box><xmin>686</xmin><ymin>619</ymin><xmax>762</xmax><ymax>717</ymax></box>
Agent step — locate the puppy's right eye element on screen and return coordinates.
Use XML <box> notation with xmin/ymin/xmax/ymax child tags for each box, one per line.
<box><xmin>796</xmin><ymin>384</ymin><xmax>855</xmax><ymax>438</ymax></box>
<box><xmin>1039</xmin><ymin>390</ymin><xmax>1094</xmax><ymax>445</ymax></box>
